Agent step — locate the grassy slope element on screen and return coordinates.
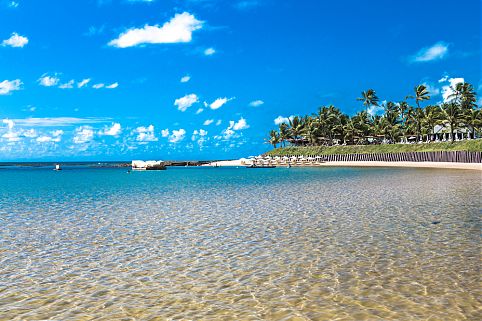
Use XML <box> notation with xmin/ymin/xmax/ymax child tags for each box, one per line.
<box><xmin>266</xmin><ymin>140</ymin><xmax>482</xmax><ymax>156</ymax></box>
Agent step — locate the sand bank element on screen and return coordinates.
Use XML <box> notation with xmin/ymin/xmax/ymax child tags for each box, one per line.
<box><xmin>205</xmin><ymin>160</ymin><xmax>482</xmax><ymax>170</ymax></box>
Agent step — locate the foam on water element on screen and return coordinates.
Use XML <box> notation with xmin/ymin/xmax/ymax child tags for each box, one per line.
<box><xmin>0</xmin><ymin>167</ymin><xmax>480</xmax><ymax>320</ymax></box>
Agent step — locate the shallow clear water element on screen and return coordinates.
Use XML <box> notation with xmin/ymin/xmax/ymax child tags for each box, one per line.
<box><xmin>0</xmin><ymin>166</ymin><xmax>480</xmax><ymax>320</ymax></box>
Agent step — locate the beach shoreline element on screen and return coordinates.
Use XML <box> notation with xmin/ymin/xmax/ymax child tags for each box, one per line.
<box><xmin>205</xmin><ymin>159</ymin><xmax>482</xmax><ymax>170</ymax></box>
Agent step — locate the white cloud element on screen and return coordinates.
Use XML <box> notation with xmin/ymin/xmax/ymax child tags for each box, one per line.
<box><xmin>36</xmin><ymin>130</ymin><xmax>63</xmax><ymax>143</ymax></box>
<box><xmin>108</xmin><ymin>12</ymin><xmax>203</xmax><ymax>48</ymax></box>
<box><xmin>180</xmin><ymin>75</ymin><xmax>191</xmax><ymax>83</ymax></box>
<box><xmin>9</xmin><ymin>1</ymin><xmax>19</xmax><ymax>8</ymax></box>
<box><xmin>78</xmin><ymin>78</ymin><xmax>91</xmax><ymax>88</ymax></box>
<box><xmin>195</xmin><ymin>108</ymin><xmax>204</xmax><ymax>114</ymax></box>
<box><xmin>422</xmin><ymin>82</ymin><xmax>440</xmax><ymax>96</ymax></box>
<box><xmin>2</xmin><ymin>131</ymin><xmax>20</xmax><ymax>142</ymax></box>
<box><xmin>135</xmin><ymin>124</ymin><xmax>157</xmax><ymax>142</ymax></box>
<box><xmin>367</xmin><ymin>105</ymin><xmax>384</xmax><ymax>116</ymax></box>
<box><xmin>38</xmin><ymin>74</ymin><xmax>60</xmax><ymax>87</ymax></box>
<box><xmin>411</xmin><ymin>42</ymin><xmax>449</xmax><ymax>63</ymax></box>
<box><xmin>204</xmin><ymin>47</ymin><xmax>216</xmax><ymax>56</ymax></box>
<box><xmin>174</xmin><ymin>93</ymin><xmax>199</xmax><ymax>111</ymax></box>
<box><xmin>216</xmin><ymin>120</ymin><xmax>222</xmax><ymax>126</ymax></box>
<box><xmin>221</xmin><ymin>117</ymin><xmax>249</xmax><ymax>140</ymax></box>
<box><xmin>98</xmin><ymin>122</ymin><xmax>122</xmax><ymax>136</ymax></box>
<box><xmin>441</xmin><ymin>77</ymin><xmax>464</xmax><ymax>102</ymax></box>
<box><xmin>59</xmin><ymin>80</ymin><xmax>74</xmax><ymax>89</ymax></box>
<box><xmin>106</xmin><ymin>82</ymin><xmax>119</xmax><ymax>89</ymax></box>
<box><xmin>2</xmin><ymin>119</ymin><xmax>14</xmax><ymax>129</ymax></box>
<box><xmin>274</xmin><ymin>115</ymin><xmax>293</xmax><ymax>125</ymax></box>
<box><xmin>191</xmin><ymin>129</ymin><xmax>208</xmax><ymax>147</ymax></box>
<box><xmin>10</xmin><ymin>117</ymin><xmax>110</xmax><ymax>127</ymax></box>
<box><xmin>73</xmin><ymin>126</ymin><xmax>94</xmax><ymax>144</ymax></box>
<box><xmin>438</xmin><ymin>75</ymin><xmax>449</xmax><ymax>83</ymax></box>
<box><xmin>232</xmin><ymin>117</ymin><xmax>249</xmax><ymax>130</ymax></box>
<box><xmin>0</xmin><ymin>79</ymin><xmax>22</xmax><ymax>95</ymax></box>
<box><xmin>93</xmin><ymin>83</ymin><xmax>105</xmax><ymax>89</ymax></box>
<box><xmin>203</xmin><ymin>119</ymin><xmax>214</xmax><ymax>126</ymax></box>
<box><xmin>161</xmin><ymin>128</ymin><xmax>169</xmax><ymax>137</ymax></box>
<box><xmin>22</xmin><ymin>129</ymin><xmax>38</xmax><ymax>138</ymax></box>
<box><xmin>2</xmin><ymin>32</ymin><xmax>28</xmax><ymax>47</ymax></box>
<box><xmin>209</xmin><ymin>97</ymin><xmax>235</xmax><ymax>110</ymax></box>
<box><xmin>169</xmin><ymin>128</ymin><xmax>186</xmax><ymax>143</ymax></box>
<box><xmin>249</xmin><ymin>100</ymin><xmax>264</xmax><ymax>107</ymax></box>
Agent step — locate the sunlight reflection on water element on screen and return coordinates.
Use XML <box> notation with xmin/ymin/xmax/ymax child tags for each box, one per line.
<box><xmin>0</xmin><ymin>167</ymin><xmax>480</xmax><ymax>320</ymax></box>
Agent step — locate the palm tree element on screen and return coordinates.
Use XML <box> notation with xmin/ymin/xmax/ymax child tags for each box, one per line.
<box><xmin>357</xmin><ymin>89</ymin><xmax>379</xmax><ymax>113</ymax></box>
<box><xmin>422</xmin><ymin>105</ymin><xmax>442</xmax><ymax>141</ymax></box>
<box><xmin>456</xmin><ymin>82</ymin><xmax>477</xmax><ymax>110</ymax></box>
<box><xmin>278</xmin><ymin>123</ymin><xmax>289</xmax><ymax>147</ymax></box>
<box><xmin>268</xmin><ymin>130</ymin><xmax>280</xmax><ymax>148</ymax></box>
<box><xmin>407</xmin><ymin>84</ymin><xmax>430</xmax><ymax>108</ymax></box>
<box><xmin>464</xmin><ymin>108</ymin><xmax>482</xmax><ymax>139</ymax></box>
<box><xmin>302</xmin><ymin>117</ymin><xmax>320</xmax><ymax>145</ymax></box>
<box><xmin>441</xmin><ymin>102</ymin><xmax>465</xmax><ymax>141</ymax></box>
<box><xmin>288</xmin><ymin>116</ymin><xmax>305</xmax><ymax>146</ymax></box>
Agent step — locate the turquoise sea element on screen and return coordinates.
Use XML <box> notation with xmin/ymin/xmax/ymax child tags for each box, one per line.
<box><xmin>0</xmin><ymin>165</ymin><xmax>480</xmax><ymax>320</ymax></box>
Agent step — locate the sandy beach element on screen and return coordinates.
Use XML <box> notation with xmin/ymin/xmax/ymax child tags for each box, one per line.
<box><xmin>205</xmin><ymin>159</ymin><xmax>482</xmax><ymax>171</ymax></box>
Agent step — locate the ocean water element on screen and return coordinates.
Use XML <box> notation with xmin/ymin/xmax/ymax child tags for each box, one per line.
<box><xmin>0</xmin><ymin>166</ymin><xmax>480</xmax><ymax>320</ymax></box>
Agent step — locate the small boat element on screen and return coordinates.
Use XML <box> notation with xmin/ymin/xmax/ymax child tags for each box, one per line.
<box><xmin>53</xmin><ymin>164</ymin><xmax>61</xmax><ymax>171</ymax></box>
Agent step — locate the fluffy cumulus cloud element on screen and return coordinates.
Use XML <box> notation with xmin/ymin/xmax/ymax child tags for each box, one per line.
<box><xmin>208</xmin><ymin>97</ymin><xmax>235</xmax><ymax>110</ymax></box>
<box><xmin>169</xmin><ymin>128</ymin><xmax>186</xmax><ymax>143</ymax></box>
<box><xmin>440</xmin><ymin>76</ymin><xmax>465</xmax><ymax>102</ymax></box>
<box><xmin>73</xmin><ymin>126</ymin><xmax>94</xmax><ymax>144</ymax></box>
<box><xmin>232</xmin><ymin>117</ymin><xmax>249</xmax><ymax>130</ymax></box>
<box><xmin>36</xmin><ymin>130</ymin><xmax>63</xmax><ymax>143</ymax></box>
<box><xmin>174</xmin><ymin>93</ymin><xmax>199</xmax><ymax>111</ymax></box>
<box><xmin>203</xmin><ymin>119</ymin><xmax>214</xmax><ymax>126</ymax></box>
<box><xmin>38</xmin><ymin>74</ymin><xmax>60</xmax><ymax>87</ymax></box>
<box><xmin>92</xmin><ymin>83</ymin><xmax>105</xmax><ymax>89</ymax></box>
<box><xmin>221</xmin><ymin>117</ymin><xmax>249</xmax><ymax>140</ymax></box>
<box><xmin>59</xmin><ymin>80</ymin><xmax>75</xmax><ymax>89</ymax></box>
<box><xmin>422</xmin><ymin>82</ymin><xmax>440</xmax><ymax>96</ymax></box>
<box><xmin>0</xmin><ymin>79</ymin><xmax>22</xmax><ymax>95</ymax></box>
<box><xmin>367</xmin><ymin>105</ymin><xmax>384</xmax><ymax>117</ymax></box>
<box><xmin>204</xmin><ymin>47</ymin><xmax>216</xmax><ymax>56</ymax></box>
<box><xmin>249</xmin><ymin>100</ymin><xmax>264</xmax><ymax>107</ymax></box>
<box><xmin>411</xmin><ymin>41</ymin><xmax>449</xmax><ymax>63</ymax></box>
<box><xmin>180</xmin><ymin>75</ymin><xmax>190</xmax><ymax>83</ymax></box>
<box><xmin>191</xmin><ymin>129</ymin><xmax>208</xmax><ymax>147</ymax></box>
<box><xmin>98</xmin><ymin>123</ymin><xmax>122</xmax><ymax>136</ymax></box>
<box><xmin>161</xmin><ymin>128</ymin><xmax>170</xmax><ymax>137</ymax></box>
<box><xmin>274</xmin><ymin>115</ymin><xmax>293</xmax><ymax>125</ymax></box>
<box><xmin>135</xmin><ymin>125</ymin><xmax>157</xmax><ymax>142</ymax></box>
<box><xmin>2</xmin><ymin>32</ymin><xmax>28</xmax><ymax>47</ymax></box>
<box><xmin>109</xmin><ymin>12</ymin><xmax>203</xmax><ymax>48</ymax></box>
<box><xmin>78</xmin><ymin>79</ymin><xmax>91</xmax><ymax>88</ymax></box>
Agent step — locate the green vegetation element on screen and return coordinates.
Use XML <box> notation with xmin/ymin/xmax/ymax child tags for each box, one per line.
<box><xmin>266</xmin><ymin>139</ymin><xmax>482</xmax><ymax>156</ymax></box>
<box><xmin>267</xmin><ymin>82</ymin><xmax>481</xmax><ymax>149</ymax></box>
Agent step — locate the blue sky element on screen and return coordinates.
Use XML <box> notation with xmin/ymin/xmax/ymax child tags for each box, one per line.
<box><xmin>0</xmin><ymin>0</ymin><xmax>480</xmax><ymax>161</ymax></box>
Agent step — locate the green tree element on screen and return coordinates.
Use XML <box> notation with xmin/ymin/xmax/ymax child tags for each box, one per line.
<box><xmin>268</xmin><ymin>130</ymin><xmax>280</xmax><ymax>148</ymax></box>
<box><xmin>441</xmin><ymin>102</ymin><xmax>465</xmax><ymax>141</ymax></box>
<box><xmin>357</xmin><ymin>89</ymin><xmax>379</xmax><ymax>113</ymax></box>
<box><xmin>407</xmin><ymin>84</ymin><xmax>431</xmax><ymax>108</ymax></box>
